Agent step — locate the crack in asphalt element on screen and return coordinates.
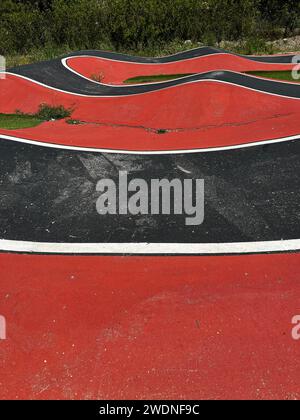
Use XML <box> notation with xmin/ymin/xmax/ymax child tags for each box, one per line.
<box><xmin>67</xmin><ymin>112</ymin><xmax>296</xmax><ymax>135</ymax></box>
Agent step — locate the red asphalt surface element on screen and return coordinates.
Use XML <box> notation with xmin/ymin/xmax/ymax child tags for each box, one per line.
<box><xmin>0</xmin><ymin>53</ymin><xmax>300</xmax><ymax>400</ymax></box>
<box><xmin>1</xmin><ymin>75</ymin><xmax>300</xmax><ymax>150</ymax></box>
<box><xmin>67</xmin><ymin>53</ymin><xmax>296</xmax><ymax>85</ymax></box>
<box><xmin>0</xmin><ymin>253</ymin><xmax>300</xmax><ymax>400</ymax></box>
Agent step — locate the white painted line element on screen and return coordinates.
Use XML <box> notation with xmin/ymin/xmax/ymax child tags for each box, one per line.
<box><xmin>0</xmin><ymin>133</ymin><xmax>299</xmax><ymax>155</ymax></box>
<box><xmin>0</xmin><ymin>239</ymin><xmax>299</xmax><ymax>254</ymax></box>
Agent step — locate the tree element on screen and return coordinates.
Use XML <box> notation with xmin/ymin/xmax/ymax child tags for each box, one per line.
<box><xmin>206</xmin><ymin>0</ymin><xmax>259</xmax><ymax>43</ymax></box>
<box><xmin>14</xmin><ymin>0</ymin><xmax>54</xmax><ymax>11</ymax></box>
<box><xmin>259</xmin><ymin>0</ymin><xmax>300</xmax><ymax>36</ymax></box>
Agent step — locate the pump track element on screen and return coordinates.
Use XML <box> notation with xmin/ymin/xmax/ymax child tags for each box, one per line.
<box><xmin>0</xmin><ymin>47</ymin><xmax>300</xmax><ymax>400</ymax></box>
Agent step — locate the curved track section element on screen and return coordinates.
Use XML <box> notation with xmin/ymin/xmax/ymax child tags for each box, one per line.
<box><xmin>1</xmin><ymin>72</ymin><xmax>300</xmax><ymax>151</ymax></box>
<box><xmin>63</xmin><ymin>47</ymin><xmax>297</xmax><ymax>64</ymax></box>
<box><xmin>1</xmin><ymin>48</ymin><xmax>300</xmax><ymax>158</ymax></box>
<box><xmin>64</xmin><ymin>48</ymin><xmax>297</xmax><ymax>85</ymax></box>
<box><xmin>7</xmin><ymin>65</ymin><xmax>300</xmax><ymax>97</ymax></box>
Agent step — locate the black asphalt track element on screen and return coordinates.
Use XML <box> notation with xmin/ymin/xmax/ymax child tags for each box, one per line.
<box><xmin>61</xmin><ymin>47</ymin><xmax>296</xmax><ymax>64</ymax></box>
<box><xmin>8</xmin><ymin>48</ymin><xmax>300</xmax><ymax>97</ymax></box>
<box><xmin>0</xmin><ymin>138</ymin><xmax>299</xmax><ymax>244</ymax></box>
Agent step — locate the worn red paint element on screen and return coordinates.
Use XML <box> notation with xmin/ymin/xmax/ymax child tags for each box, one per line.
<box><xmin>1</xmin><ymin>77</ymin><xmax>300</xmax><ymax>152</ymax></box>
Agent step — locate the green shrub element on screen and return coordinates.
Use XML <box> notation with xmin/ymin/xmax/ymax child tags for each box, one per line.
<box><xmin>237</xmin><ymin>37</ymin><xmax>275</xmax><ymax>55</ymax></box>
<box><xmin>66</xmin><ymin>119</ymin><xmax>82</xmax><ymax>125</ymax></box>
<box><xmin>35</xmin><ymin>104</ymin><xmax>72</xmax><ymax>120</ymax></box>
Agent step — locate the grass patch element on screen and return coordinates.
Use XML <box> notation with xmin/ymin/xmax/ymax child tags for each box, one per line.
<box><xmin>0</xmin><ymin>104</ymin><xmax>73</xmax><ymax>130</ymax></box>
<box><xmin>0</xmin><ymin>113</ymin><xmax>43</xmax><ymax>130</ymax></box>
<box><xmin>247</xmin><ymin>70</ymin><xmax>300</xmax><ymax>83</ymax></box>
<box><xmin>124</xmin><ymin>73</ymin><xmax>194</xmax><ymax>84</ymax></box>
<box><xmin>125</xmin><ymin>70</ymin><xmax>300</xmax><ymax>86</ymax></box>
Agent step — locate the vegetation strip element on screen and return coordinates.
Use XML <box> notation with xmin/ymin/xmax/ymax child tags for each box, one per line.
<box><xmin>124</xmin><ymin>74</ymin><xmax>194</xmax><ymax>84</ymax></box>
<box><xmin>246</xmin><ymin>71</ymin><xmax>300</xmax><ymax>83</ymax></box>
<box><xmin>124</xmin><ymin>71</ymin><xmax>300</xmax><ymax>85</ymax></box>
<box><xmin>0</xmin><ymin>105</ymin><xmax>72</xmax><ymax>130</ymax></box>
<box><xmin>0</xmin><ymin>114</ymin><xmax>43</xmax><ymax>130</ymax></box>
